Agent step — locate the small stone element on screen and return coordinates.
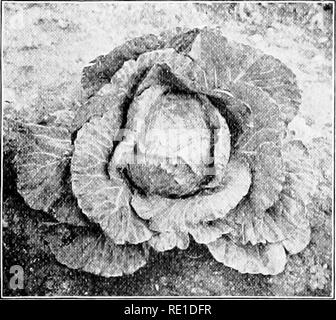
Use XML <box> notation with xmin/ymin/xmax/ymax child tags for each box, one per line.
<box><xmin>58</xmin><ymin>19</ymin><xmax>69</xmax><ymax>29</ymax></box>
<box><xmin>61</xmin><ymin>280</ymin><xmax>70</xmax><ymax>291</ymax></box>
<box><xmin>2</xmin><ymin>219</ymin><xmax>8</xmax><ymax>228</ymax></box>
<box><xmin>160</xmin><ymin>276</ymin><xmax>168</xmax><ymax>286</ymax></box>
<box><xmin>45</xmin><ymin>280</ymin><xmax>53</xmax><ymax>290</ymax></box>
<box><xmin>249</xmin><ymin>34</ymin><xmax>264</xmax><ymax>45</ymax></box>
<box><xmin>190</xmin><ymin>287</ymin><xmax>210</xmax><ymax>295</ymax></box>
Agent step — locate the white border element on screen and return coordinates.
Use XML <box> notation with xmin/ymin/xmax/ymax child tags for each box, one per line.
<box><xmin>1</xmin><ymin>0</ymin><xmax>335</xmax><ymax>300</ymax></box>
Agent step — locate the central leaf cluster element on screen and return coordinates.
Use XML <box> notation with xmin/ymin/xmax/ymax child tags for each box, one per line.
<box><xmin>114</xmin><ymin>92</ymin><xmax>231</xmax><ymax>198</ymax></box>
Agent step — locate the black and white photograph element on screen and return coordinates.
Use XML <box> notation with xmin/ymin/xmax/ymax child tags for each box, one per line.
<box><xmin>1</xmin><ymin>1</ymin><xmax>334</xmax><ymax>300</ymax></box>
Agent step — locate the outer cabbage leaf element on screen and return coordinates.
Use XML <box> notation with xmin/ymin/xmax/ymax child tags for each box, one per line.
<box><xmin>72</xmin><ymin>60</ymin><xmax>141</xmax><ymax>132</ymax></box>
<box><xmin>206</xmin><ymin>141</ymin><xmax>311</xmax><ymax>273</ymax></box>
<box><xmin>282</xmin><ymin>139</ymin><xmax>318</xmax><ymax>205</ymax></box>
<box><xmin>246</xmin><ymin>142</ymin><xmax>285</xmax><ymax>214</ymax></box>
<box><xmin>207</xmin><ymin>236</ymin><xmax>287</xmax><ymax>275</ymax></box>
<box><xmin>222</xmin><ymin>141</ymin><xmax>310</xmax><ymax>249</ymax></box>
<box><xmin>274</xmin><ymin>140</ymin><xmax>313</xmax><ymax>253</ymax></box>
<box><xmin>149</xmin><ymin>231</ymin><xmax>190</xmax><ymax>251</ymax></box>
<box><xmin>206</xmin><ymin>142</ymin><xmax>284</xmax><ymax>247</ymax></box>
<box><xmin>186</xmin><ymin>28</ymin><xmax>301</xmax><ymax>124</ymax></box>
<box><xmin>72</xmin><ymin>105</ymin><xmax>153</xmax><ymax>244</ymax></box>
<box><xmin>276</xmin><ymin>190</ymin><xmax>310</xmax><ymax>254</ymax></box>
<box><xmin>218</xmin><ymin>182</ymin><xmax>310</xmax><ymax>259</ymax></box>
<box><xmin>82</xmin><ymin>34</ymin><xmax>164</xmax><ymax>97</ymax></box>
<box><xmin>14</xmin><ymin>123</ymin><xmax>72</xmax><ymax>212</ymax></box>
<box><xmin>49</xmin><ymin>188</ymin><xmax>88</xmax><ymax>226</ymax></box>
<box><xmin>13</xmin><ymin>122</ymin><xmax>87</xmax><ymax>226</ymax></box>
<box><xmin>81</xmin><ymin>29</ymin><xmax>200</xmax><ymax>97</ymax></box>
<box><xmin>3</xmin><ymin>118</ymin><xmax>86</xmax><ymax>227</ymax></box>
<box><xmin>44</xmin><ymin>224</ymin><xmax>148</xmax><ymax>277</ymax></box>
<box><xmin>187</xmin><ymin>219</ymin><xmax>233</xmax><ymax>244</ymax></box>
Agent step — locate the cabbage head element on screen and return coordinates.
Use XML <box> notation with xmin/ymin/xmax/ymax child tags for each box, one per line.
<box><xmin>8</xmin><ymin>28</ymin><xmax>315</xmax><ymax>276</ymax></box>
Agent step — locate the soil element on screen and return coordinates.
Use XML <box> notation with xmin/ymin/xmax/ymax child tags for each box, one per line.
<box><xmin>2</xmin><ymin>2</ymin><xmax>333</xmax><ymax>297</ymax></box>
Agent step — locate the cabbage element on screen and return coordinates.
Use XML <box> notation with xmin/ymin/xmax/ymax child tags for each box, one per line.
<box><xmin>10</xmin><ymin>28</ymin><xmax>315</xmax><ymax>277</ymax></box>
